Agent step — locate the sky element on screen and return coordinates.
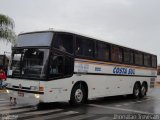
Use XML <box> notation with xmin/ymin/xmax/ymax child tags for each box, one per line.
<box><xmin>0</xmin><ymin>0</ymin><xmax>160</xmax><ymax>64</ymax></box>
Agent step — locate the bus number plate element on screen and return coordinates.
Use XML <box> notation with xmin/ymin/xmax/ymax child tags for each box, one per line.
<box><xmin>18</xmin><ymin>91</ymin><xmax>24</xmax><ymax>97</ymax></box>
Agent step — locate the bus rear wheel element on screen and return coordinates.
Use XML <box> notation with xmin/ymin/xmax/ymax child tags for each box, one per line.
<box><xmin>140</xmin><ymin>83</ymin><xmax>147</xmax><ymax>98</ymax></box>
<box><xmin>70</xmin><ymin>84</ymin><xmax>86</xmax><ymax>106</ymax></box>
<box><xmin>133</xmin><ymin>82</ymin><xmax>141</xmax><ymax>99</ymax></box>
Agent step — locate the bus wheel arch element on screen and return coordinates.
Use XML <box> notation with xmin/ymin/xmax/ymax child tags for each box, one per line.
<box><xmin>69</xmin><ymin>81</ymin><xmax>88</xmax><ymax>106</ymax></box>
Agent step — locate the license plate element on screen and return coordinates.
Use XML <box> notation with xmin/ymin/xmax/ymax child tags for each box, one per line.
<box><xmin>18</xmin><ymin>91</ymin><xmax>24</xmax><ymax>97</ymax></box>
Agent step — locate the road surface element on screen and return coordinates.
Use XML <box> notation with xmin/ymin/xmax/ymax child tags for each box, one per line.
<box><xmin>0</xmin><ymin>87</ymin><xmax>160</xmax><ymax>120</ymax></box>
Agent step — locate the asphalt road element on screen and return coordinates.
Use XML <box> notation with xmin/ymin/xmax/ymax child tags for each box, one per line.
<box><xmin>0</xmin><ymin>87</ymin><xmax>160</xmax><ymax>120</ymax></box>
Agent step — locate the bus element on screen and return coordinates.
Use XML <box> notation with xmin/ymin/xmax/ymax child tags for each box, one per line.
<box><xmin>6</xmin><ymin>30</ymin><xmax>157</xmax><ymax>105</ymax></box>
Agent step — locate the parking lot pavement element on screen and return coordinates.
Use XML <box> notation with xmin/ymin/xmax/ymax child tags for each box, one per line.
<box><xmin>0</xmin><ymin>87</ymin><xmax>160</xmax><ymax>120</ymax></box>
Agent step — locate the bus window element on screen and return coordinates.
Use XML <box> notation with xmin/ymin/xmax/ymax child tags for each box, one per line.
<box><xmin>135</xmin><ymin>52</ymin><xmax>143</xmax><ymax>65</ymax></box>
<box><xmin>123</xmin><ymin>49</ymin><xmax>130</xmax><ymax>64</ymax></box>
<box><xmin>111</xmin><ymin>46</ymin><xmax>123</xmax><ymax>62</ymax></box>
<box><xmin>49</xmin><ymin>54</ymin><xmax>63</xmax><ymax>78</ymax></box>
<box><xmin>144</xmin><ymin>54</ymin><xmax>151</xmax><ymax>67</ymax></box>
<box><xmin>96</xmin><ymin>42</ymin><xmax>110</xmax><ymax>61</ymax></box>
<box><xmin>130</xmin><ymin>51</ymin><xmax>134</xmax><ymax>64</ymax></box>
<box><xmin>152</xmin><ymin>55</ymin><xmax>157</xmax><ymax>68</ymax></box>
<box><xmin>76</xmin><ymin>36</ymin><xmax>94</xmax><ymax>58</ymax></box>
<box><xmin>119</xmin><ymin>48</ymin><xmax>123</xmax><ymax>62</ymax></box>
<box><xmin>53</xmin><ymin>33</ymin><xmax>73</xmax><ymax>54</ymax></box>
<box><xmin>49</xmin><ymin>53</ymin><xmax>74</xmax><ymax>79</ymax></box>
<box><xmin>64</xmin><ymin>56</ymin><xmax>74</xmax><ymax>77</ymax></box>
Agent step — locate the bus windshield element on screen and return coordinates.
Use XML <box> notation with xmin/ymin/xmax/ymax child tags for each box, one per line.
<box><xmin>16</xmin><ymin>32</ymin><xmax>53</xmax><ymax>47</ymax></box>
<box><xmin>11</xmin><ymin>48</ymin><xmax>49</xmax><ymax>79</ymax></box>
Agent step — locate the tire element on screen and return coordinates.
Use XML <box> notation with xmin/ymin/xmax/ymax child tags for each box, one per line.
<box><xmin>133</xmin><ymin>83</ymin><xmax>141</xmax><ymax>99</ymax></box>
<box><xmin>140</xmin><ymin>83</ymin><xmax>147</xmax><ymax>98</ymax></box>
<box><xmin>70</xmin><ymin>84</ymin><xmax>86</xmax><ymax>106</ymax></box>
<box><xmin>37</xmin><ymin>102</ymin><xmax>45</xmax><ymax>110</ymax></box>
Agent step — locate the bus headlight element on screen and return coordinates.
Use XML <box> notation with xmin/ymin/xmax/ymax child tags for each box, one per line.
<box><xmin>6</xmin><ymin>90</ymin><xmax>10</xmax><ymax>93</ymax></box>
<box><xmin>34</xmin><ymin>94</ymin><xmax>40</xmax><ymax>99</ymax></box>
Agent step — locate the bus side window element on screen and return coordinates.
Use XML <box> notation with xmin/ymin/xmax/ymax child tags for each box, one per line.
<box><xmin>53</xmin><ymin>33</ymin><xmax>73</xmax><ymax>54</ymax></box>
<box><xmin>49</xmin><ymin>54</ymin><xmax>73</xmax><ymax>79</ymax></box>
<box><xmin>123</xmin><ymin>49</ymin><xmax>130</xmax><ymax>64</ymax></box>
<box><xmin>135</xmin><ymin>52</ymin><xmax>143</xmax><ymax>66</ymax></box>
<box><xmin>130</xmin><ymin>51</ymin><xmax>134</xmax><ymax>64</ymax></box>
<box><xmin>64</xmin><ymin>56</ymin><xmax>74</xmax><ymax>77</ymax></box>
<box><xmin>144</xmin><ymin>54</ymin><xmax>151</xmax><ymax>67</ymax></box>
<box><xmin>76</xmin><ymin>36</ymin><xmax>94</xmax><ymax>58</ymax></box>
<box><xmin>96</xmin><ymin>41</ymin><xmax>110</xmax><ymax>61</ymax></box>
<box><xmin>49</xmin><ymin>55</ymin><xmax>63</xmax><ymax>78</ymax></box>
<box><xmin>152</xmin><ymin>55</ymin><xmax>157</xmax><ymax>68</ymax></box>
<box><xmin>111</xmin><ymin>46</ymin><xmax>123</xmax><ymax>63</ymax></box>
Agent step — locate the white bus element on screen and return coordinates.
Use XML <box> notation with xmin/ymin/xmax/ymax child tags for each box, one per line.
<box><xmin>6</xmin><ymin>31</ymin><xmax>157</xmax><ymax>105</ymax></box>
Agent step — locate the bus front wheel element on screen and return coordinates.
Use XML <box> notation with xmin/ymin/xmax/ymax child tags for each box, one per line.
<box><xmin>70</xmin><ymin>84</ymin><xmax>86</xmax><ymax>106</ymax></box>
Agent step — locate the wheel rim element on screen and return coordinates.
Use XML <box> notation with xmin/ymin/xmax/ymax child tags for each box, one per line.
<box><xmin>75</xmin><ymin>89</ymin><xmax>83</xmax><ymax>103</ymax></box>
<box><xmin>135</xmin><ymin>87</ymin><xmax>139</xmax><ymax>97</ymax></box>
<box><xmin>141</xmin><ymin>86</ymin><xmax>146</xmax><ymax>96</ymax></box>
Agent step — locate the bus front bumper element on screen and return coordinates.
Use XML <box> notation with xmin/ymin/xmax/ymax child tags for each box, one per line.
<box><xmin>6</xmin><ymin>88</ymin><xmax>44</xmax><ymax>104</ymax></box>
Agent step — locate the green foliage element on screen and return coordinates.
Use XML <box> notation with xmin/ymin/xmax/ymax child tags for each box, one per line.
<box><xmin>0</xmin><ymin>14</ymin><xmax>16</xmax><ymax>44</ymax></box>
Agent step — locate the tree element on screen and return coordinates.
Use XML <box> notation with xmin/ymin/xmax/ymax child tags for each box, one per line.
<box><xmin>0</xmin><ymin>14</ymin><xmax>16</xmax><ymax>44</ymax></box>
